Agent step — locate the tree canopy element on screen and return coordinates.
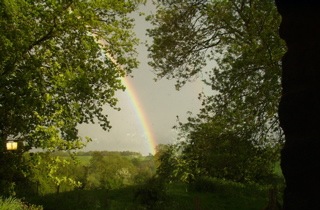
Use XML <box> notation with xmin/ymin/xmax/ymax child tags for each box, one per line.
<box><xmin>147</xmin><ymin>0</ymin><xmax>285</xmax><ymax>147</ymax></box>
<box><xmin>0</xmin><ymin>0</ymin><xmax>143</xmax><ymax>151</ymax></box>
<box><xmin>147</xmin><ymin>0</ymin><xmax>286</xmax><ymax>184</ymax></box>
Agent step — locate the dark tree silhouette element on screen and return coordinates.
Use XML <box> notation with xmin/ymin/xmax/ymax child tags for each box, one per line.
<box><xmin>275</xmin><ymin>1</ymin><xmax>320</xmax><ymax>209</ymax></box>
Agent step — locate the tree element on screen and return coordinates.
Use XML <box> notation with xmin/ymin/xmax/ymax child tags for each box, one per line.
<box><xmin>180</xmin><ymin>120</ymin><xmax>280</xmax><ymax>184</ymax></box>
<box><xmin>0</xmin><ymin>0</ymin><xmax>142</xmax><ymax>151</ymax></box>
<box><xmin>154</xmin><ymin>144</ymin><xmax>179</xmax><ymax>182</ymax></box>
<box><xmin>147</xmin><ymin>0</ymin><xmax>285</xmax><ymax>184</ymax></box>
<box><xmin>147</xmin><ymin>0</ymin><xmax>285</xmax><ymax>148</ymax></box>
<box><xmin>0</xmin><ymin>0</ymin><xmax>143</xmax><ymax>195</ymax></box>
<box><xmin>154</xmin><ymin>119</ymin><xmax>280</xmax><ymax>186</ymax></box>
<box><xmin>86</xmin><ymin>152</ymin><xmax>137</xmax><ymax>190</ymax></box>
<box><xmin>147</xmin><ymin>0</ymin><xmax>285</xmax><ymax>198</ymax></box>
<box><xmin>148</xmin><ymin>0</ymin><xmax>320</xmax><ymax>207</ymax></box>
<box><xmin>131</xmin><ymin>156</ymin><xmax>156</xmax><ymax>184</ymax></box>
<box><xmin>26</xmin><ymin>152</ymin><xmax>81</xmax><ymax>195</ymax></box>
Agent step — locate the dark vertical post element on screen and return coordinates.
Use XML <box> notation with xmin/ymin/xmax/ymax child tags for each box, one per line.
<box><xmin>275</xmin><ymin>1</ymin><xmax>320</xmax><ymax>209</ymax></box>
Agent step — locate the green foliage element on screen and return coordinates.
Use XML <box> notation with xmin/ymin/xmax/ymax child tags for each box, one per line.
<box><xmin>131</xmin><ymin>156</ymin><xmax>156</xmax><ymax>184</ymax></box>
<box><xmin>134</xmin><ymin>177</ymin><xmax>168</xmax><ymax>210</ymax></box>
<box><xmin>154</xmin><ymin>138</ymin><xmax>279</xmax><ymax>186</ymax></box>
<box><xmin>147</xmin><ymin>0</ymin><xmax>285</xmax><ymax>187</ymax></box>
<box><xmin>5</xmin><ymin>150</ymin><xmax>278</xmax><ymax>209</ymax></box>
<box><xmin>0</xmin><ymin>196</ymin><xmax>43</xmax><ymax>210</ymax></box>
<box><xmin>153</xmin><ymin>144</ymin><xmax>194</xmax><ymax>185</ymax></box>
<box><xmin>189</xmin><ymin>176</ymin><xmax>221</xmax><ymax>193</ymax></box>
<box><xmin>23</xmin><ymin>177</ymin><xmax>276</xmax><ymax>210</ymax></box>
<box><xmin>147</xmin><ymin>0</ymin><xmax>286</xmax><ymax>156</ymax></box>
<box><xmin>12</xmin><ymin>151</ymin><xmax>155</xmax><ymax>197</ymax></box>
<box><xmin>0</xmin><ymin>151</ymin><xmax>33</xmax><ymax>197</ymax></box>
<box><xmin>22</xmin><ymin>152</ymin><xmax>82</xmax><ymax>195</ymax></box>
<box><xmin>85</xmin><ymin>152</ymin><xmax>138</xmax><ymax>190</ymax></box>
<box><xmin>0</xmin><ymin>0</ymin><xmax>143</xmax><ymax>196</ymax></box>
<box><xmin>189</xmin><ymin>176</ymin><xmax>262</xmax><ymax>194</ymax></box>
<box><xmin>30</xmin><ymin>189</ymin><xmax>110</xmax><ymax>210</ymax></box>
<box><xmin>165</xmin><ymin>181</ymin><xmax>271</xmax><ymax>210</ymax></box>
<box><xmin>182</xmin><ymin>121</ymin><xmax>280</xmax><ymax>184</ymax></box>
<box><xmin>0</xmin><ymin>0</ymin><xmax>142</xmax><ymax>151</ymax></box>
<box><xmin>154</xmin><ymin>144</ymin><xmax>178</xmax><ymax>181</ymax></box>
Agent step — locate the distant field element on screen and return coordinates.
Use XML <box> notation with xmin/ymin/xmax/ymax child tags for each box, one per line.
<box><xmin>75</xmin><ymin>156</ymin><xmax>91</xmax><ymax>165</ymax></box>
<box><xmin>61</xmin><ymin>155</ymin><xmax>92</xmax><ymax>165</ymax></box>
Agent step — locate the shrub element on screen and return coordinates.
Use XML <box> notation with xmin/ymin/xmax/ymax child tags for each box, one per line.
<box><xmin>0</xmin><ymin>196</ymin><xmax>43</xmax><ymax>210</ymax></box>
<box><xmin>189</xmin><ymin>176</ymin><xmax>248</xmax><ymax>193</ymax></box>
<box><xmin>134</xmin><ymin>177</ymin><xmax>168</xmax><ymax>209</ymax></box>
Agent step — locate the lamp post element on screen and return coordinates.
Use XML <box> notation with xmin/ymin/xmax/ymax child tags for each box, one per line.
<box><xmin>6</xmin><ymin>141</ymin><xmax>18</xmax><ymax>151</ymax></box>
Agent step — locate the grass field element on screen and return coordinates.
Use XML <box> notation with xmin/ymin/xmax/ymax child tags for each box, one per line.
<box><xmin>28</xmin><ymin>180</ymin><xmax>274</xmax><ymax>210</ymax></box>
<box><xmin>165</xmin><ymin>182</ymin><xmax>268</xmax><ymax>210</ymax></box>
<box><xmin>75</xmin><ymin>156</ymin><xmax>92</xmax><ymax>165</ymax></box>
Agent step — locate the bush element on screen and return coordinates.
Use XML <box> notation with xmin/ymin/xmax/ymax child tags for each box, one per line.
<box><xmin>134</xmin><ymin>177</ymin><xmax>168</xmax><ymax>209</ymax></box>
<box><xmin>0</xmin><ymin>196</ymin><xmax>43</xmax><ymax>210</ymax></box>
<box><xmin>189</xmin><ymin>176</ymin><xmax>248</xmax><ymax>194</ymax></box>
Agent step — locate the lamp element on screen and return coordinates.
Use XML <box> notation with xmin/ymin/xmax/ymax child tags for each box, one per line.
<box><xmin>6</xmin><ymin>141</ymin><xmax>18</xmax><ymax>151</ymax></box>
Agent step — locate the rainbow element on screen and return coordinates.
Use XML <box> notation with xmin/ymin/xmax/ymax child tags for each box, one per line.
<box><xmin>93</xmin><ymin>36</ymin><xmax>157</xmax><ymax>155</ymax></box>
<box><xmin>121</xmin><ymin>77</ymin><xmax>157</xmax><ymax>155</ymax></box>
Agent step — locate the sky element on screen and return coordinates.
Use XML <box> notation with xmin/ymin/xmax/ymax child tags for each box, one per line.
<box><xmin>77</xmin><ymin>2</ymin><xmax>211</xmax><ymax>156</ymax></box>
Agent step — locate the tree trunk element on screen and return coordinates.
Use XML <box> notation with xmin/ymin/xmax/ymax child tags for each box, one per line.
<box><xmin>56</xmin><ymin>184</ymin><xmax>60</xmax><ymax>195</ymax></box>
<box><xmin>275</xmin><ymin>1</ymin><xmax>320</xmax><ymax>209</ymax></box>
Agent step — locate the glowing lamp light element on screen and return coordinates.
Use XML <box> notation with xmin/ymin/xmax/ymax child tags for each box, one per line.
<box><xmin>6</xmin><ymin>141</ymin><xmax>18</xmax><ymax>151</ymax></box>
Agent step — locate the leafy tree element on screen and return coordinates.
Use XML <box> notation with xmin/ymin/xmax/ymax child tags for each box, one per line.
<box><xmin>132</xmin><ymin>156</ymin><xmax>156</xmax><ymax>184</ymax></box>
<box><xmin>146</xmin><ymin>0</ymin><xmax>287</xmax><ymax>190</ymax></box>
<box><xmin>0</xmin><ymin>0</ymin><xmax>142</xmax><ymax>151</ymax></box>
<box><xmin>154</xmin><ymin>144</ymin><xmax>195</xmax><ymax>185</ymax></box>
<box><xmin>86</xmin><ymin>152</ymin><xmax>137</xmax><ymax>190</ymax></box>
<box><xmin>0</xmin><ymin>0</ymin><xmax>143</xmax><ymax>196</ymax></box>
<box><xmin>0</xmin><ymin>151</ymin><xmax>27</xmax><ymax>196</ymax></box>
<box><xmin>24</xmin><ymin>152</ymin><xmax>81</xmax><ymax>195</ymax></box>
<box><xmin>147</xmin><ymin>0</ymin><xmax>285</xmax><ymax>148</ymax></box>
<box><xmin>180</xmin><ymin>120</ymin><xmax>280</xmax><ymax>184</ymax></box>
<box><xmin>86</xmin><ymin>152</ymin><xmax>106</xmax><ymax>189</ymax></box>
<box><xmin>155</xmin><ymin>128</ymin><xmax>279</xmax><ymax>186</ymax></box>
<box><xmin>154</xmin><ymin>144</ymin><xmax>178</xmax><ymax>182</ymax></box>
<box><xmin>134</xmin><ymin>176</ymin><xmax>168</xmax><ymax>210</ymax></box>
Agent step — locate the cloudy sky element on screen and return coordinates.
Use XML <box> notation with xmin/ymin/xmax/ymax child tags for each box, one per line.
<box><xmin>78</xmin><ymin>2</ymin><xmax>211</xmax><ymax>155</ymax></box>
